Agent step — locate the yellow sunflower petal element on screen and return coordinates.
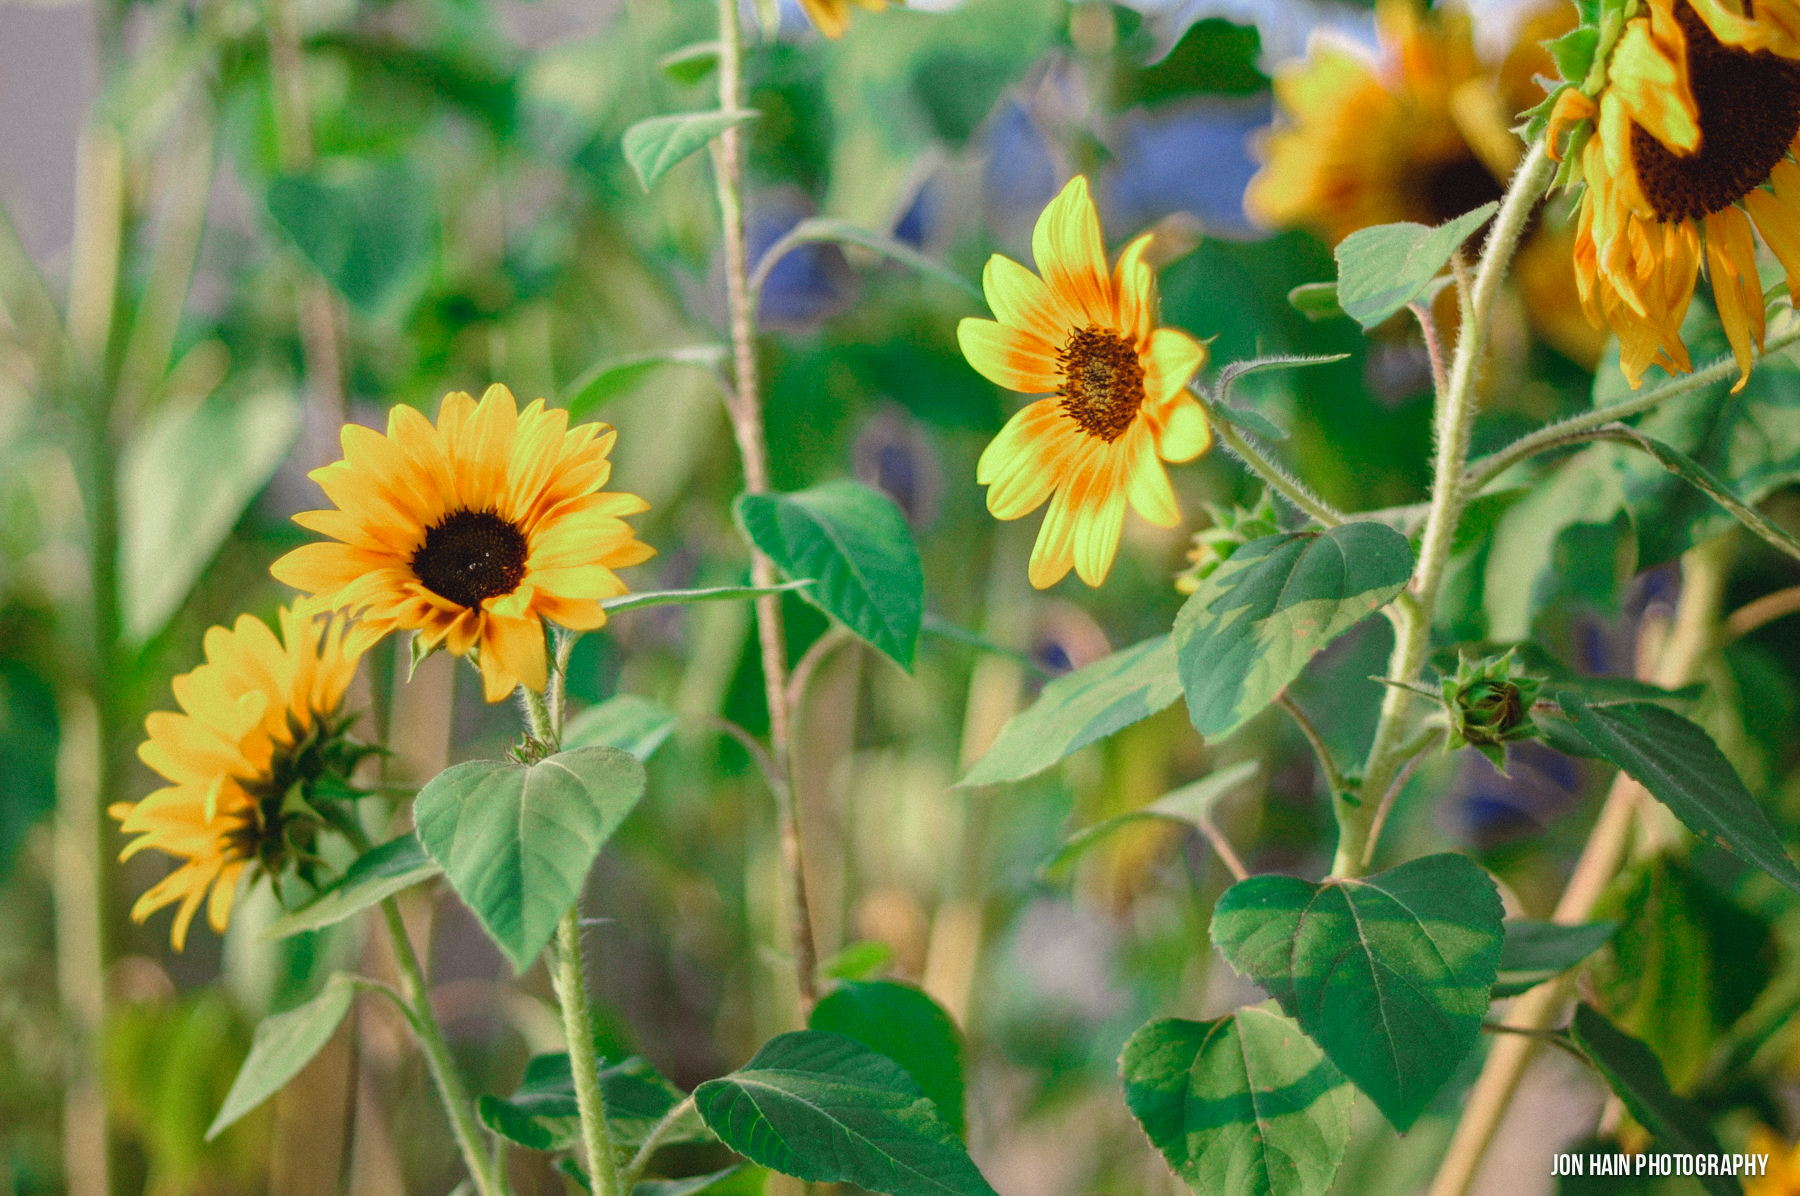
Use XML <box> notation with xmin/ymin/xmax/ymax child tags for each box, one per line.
<box><xmin>1703</xmin><ymin>206</ymin><xmax>1764</xmax><ymax>393</ymax></box>
<box><xmin>1027</xmin><ymin>485</ymin><xmax>1079</xmax><ymax>590</ymax></box>
<box><xmin>1746</xmin><ymin>162</ymin><xmax>1800</xmax><ymax>294</ymax></box>
<box><xmin>978</xmin><ymin>400</ymin><xmax>1075</xmax><ymax>520</ymax></box>
<box><xmin>479</xmin><ymin>615</ymin><xmax>547</xmax><ymax>700</ymax></box>
<box><xmin>798</xmin><ymin>0</ymin><xmax>850</xmax><ymax>37</ymax></box>
<box><xmin>1123</xmin><ymin>425</ymin><xmax>1180</xmax><ymax>528</ymax></box>
<box><xmin>1031</xmin><ymin>176</ymin><xmax>1115</xmax><ymax>329</ymax></box>
<box><xmin>1112</xmin><ymin>234</ymin><xmax>1157</xmax><ymax>346</ymax></box>
<box><xmin>982</xmin><ymin>254</ymin><xmax>1075</xmax><ymax>348</ymax></box>
<box><xmin>1141</xmin><ymin>327</ymin><xmax>1208</xmax><ymax>407</ymax></box>
<box><xmin>1150</xmin><ymin>392</ymin><xmax>1212</xmax><ymax>463</ymax></box>
<box><xmin>1606</xmin><ymin>6</ymin><xmax>1700</xmax><ymax>155</ymax></box>
<box><xmin>957</xmin><ymin>318</ymin><xmax>1063</xmax><ymax>394</ymax></box>
<box><xmin>1066</xmin><ymin>451</ymin><xmax>1130</xmax><ymax>587</ymax></box>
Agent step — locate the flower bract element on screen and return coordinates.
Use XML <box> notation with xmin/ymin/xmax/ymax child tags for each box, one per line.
<box><xmin>272</xmin><ymin>384</ymin><xmax>654</xmax><ymax>702</ymax></box>
<box><xmin>1568</xmin><ymin>0</ymin><xmax>1800</xmax><ymax>390</ymax></box>
<box><xmin>958</xmin><ymin>175</ymin><xmax>1211</xmax><ymax>589</ymax></box>
<box><xmin>111</xmin><ymin>605</ymin><xmax>365</xmax><ymax>950</ymax></box>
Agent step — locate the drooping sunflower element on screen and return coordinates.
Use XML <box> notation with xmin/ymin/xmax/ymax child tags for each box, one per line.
<box><xmin>112</xmin><ymin>604</ymin><xmax>364</xmax><ymax>950</ymax></box>
<box><xmin>799</xmin><ymin>0</ymin><xmax>890</xmax><ymax>39</ymax></box>
<box><xmin>1246</xmin><ymin>0</ymin><xmax>1606</xmax><ymax>365</ymax></box>
<box><xmin>272</xmin><ymin>385</ymin><xmax>654</xmax><ymax>702</ymax></box>
<box><xmin>1553</xmin><ymin>0</ymin><xmax>1800</xmax><ymax>390</ymax></box>
<box><xmin>958</xmin><ymin>175</ymin><xmax>1211</xmax><ymax>589</ymax></box>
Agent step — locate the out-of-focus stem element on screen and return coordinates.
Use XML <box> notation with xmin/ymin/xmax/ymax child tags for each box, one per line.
<box><xmin>712</xmin><ymin>0</ymin><xmax>820</xmax><ymax>1013</ymax></box>
<box><xmin>1425</xmin><ymin>533</ymin><xmax>1732</xmax><ymax>1196</ymax></box>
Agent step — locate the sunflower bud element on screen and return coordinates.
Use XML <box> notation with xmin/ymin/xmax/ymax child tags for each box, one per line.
<box><xmin>1175</xmin><ymin>491</ymin><xmax>1280</xmax><ymax>593</ymax></box>
<box><xmin>1441</xmin><ymin>650</ymin><xmax>1544</xmax><ymax>772</ymax></box>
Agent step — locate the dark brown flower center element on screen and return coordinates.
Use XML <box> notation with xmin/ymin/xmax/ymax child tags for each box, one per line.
<box><xmin>411</xmin><ymin>509</ymin><xmax>530</xmax><ymax>609</ymax></box>
<box><xmin>1630</xmin><ymin>0</ymin><xmax>1800</xmax><ymax>224</ymax></box>
<box><xmin>1419</xmin><ymin>153</ymin><xmax>1505</xmax><ymax>227</ymax></box>
<box><xmin>1058</xmin><ymin>326</ymin><xmax>1146</xmax><ymax>442</ymax></box>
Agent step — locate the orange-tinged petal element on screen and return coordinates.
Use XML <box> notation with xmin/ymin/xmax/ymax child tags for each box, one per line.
<box><xmin>982</xmin><ymin>254</ymin><xmax>1076</xmax><ymax>347</ymax></box>
<box><xmin>1123</xmin><ymin>426</ymin><xmax>1180</xmax><ymax>527</ymax></box>
<box><xmin>1142</xmin><ymin>327</ymin><xmax>1208</xmax><ymax>407</ymax></box>
<box><xmin>957</xmin><ymin>319</ymin><xmax>1063</xmax><ymax>394</ymax></box>
<box><xmin>1149</xmin><ymin>393</ymin><xmax>1212</xmax><ymax>463</ymax></box>
<box><xmin>1028</xmin><ymin>486</ymin><xmax>1079</xmax><ymax>589</ymax></box>
<box><xmin>1703</xmin><ymin>207</ymin><xmax>1763</xmax><ymax>393</ymax></box>
<box><xmin>1031</xmin><ymin>176</ymin><xmax>1116</xmax><ymax>329</ymax></box>
<box><xmin>1746</xmin><ymin>163</ymin><xmax>1800</xmax><ymax>294</ymax></box>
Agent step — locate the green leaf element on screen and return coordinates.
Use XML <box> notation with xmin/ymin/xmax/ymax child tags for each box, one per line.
<box><xmin>562</xmin><ymin>345</ymin><xmax>727</xmax><ymax>422</ymax></box>
<box><xmin>1214</xmin><ymin>353</ymin><xmax>1351</xmax><ymax>412</ymax></box>
<box><xmin>262</xmin><ymin>834</ymin><xmax>440</xmax><ymax>941</ymax></box>
<box><xmin>207</xmin><ymin>974</ymin><xmax>357</xmax><ymax>1139</ymax></box>
<box><xmin>1121</xmin><ymin>1001</ymin><xmax>1353</xmax><ymax>1196</ymax></box>
<box><xmin>734</xmin><ymin>481</ymin><xmax>924</xmax><ymax>671</ymax></box>
<box><xmin>1604</xmin><ymin>426</ymin><xmax>1800</xmax><ymax>564</ymax></box>
<box><xmin>1546</xmin><ymin>26</ymin><xmax>1600</xmax><ymax>82</ymax></box>
<box><xmin>1489</xmin><ymin>921</ymin><xmax>1616</xmax><ymax>998</ymax></box>
<box><xmin>623</xmin><ymin>111</ymin><xmax>759</xmax><ymax>190</ymax></box>
<box><xmin>0</xmin><ymin>664</ymin><xmax>57</xmax><ymax>882</ymax></box>
<box><xmin>636</xmin><ymin>1166</ymin><xmax>751</xmax><ymax>1196</ymax></box>
<box><xmin>919</xmin><ymin>615</ymin><xmax>1048</xmax><ymax>675</ymax></box>
<box><xmin>659</xmin><ymin>41</ymin><xmax>721</xmax><ymax>86</ymax></box>
<box><xmin>1333</xmin><ymin>204</ymin><xmax>1498</xmax><ymax>329</ymax></box>
<box><xmin>810</xmin><ymin>982</ymin><xmax>967</xmax><ymax>1139</ymax></box>
<box><xmin>1037</xmin><ymin>760</ymin><xmax>1261</xmax><ymax>877</ymax></box>
<box><xmin>1286</xmin><ymin>282</ymin><xmax>1344</xmax><ymax>321</ymax></box>
<box><xmin>118</xmin><ymin>387</ymin><xmax>302</xmax><ymax>643</ymax></box>
<box><xmin>562</xmin><ymin>695</ymin><xmax>678</xmax><ymax>762</ymax></box>
<box><xmin>1174</xmin><ymin>524</ymin><xmax>1414</xmax><ymax>743</ymax></box>
<box><xmin>267</xmin><ymin>161</ymin><xmax>433</xmax><ymax>312</ymax></box>
<box><xmin>956</xmin><ymin>636</ymin><xmax>1181</xmax><ymax>787</ymax></box>
<box><xmin>413</xmin><ymin>746</ymin><xmax>647</xmax><ymax>973</ymax></box>
<box><xmin>479</xmin><ymin>1054</ymin><xmax>713</xmax><ymax>1153</ymax></box>
<box><xmin>599</xmin><ymin>580</ymin><xmax>812</xmax><ymax>616</ymax></box>
<box><xmin>1567</xmin><ymin>1005</ymin><xmax>1740</xmax><ymax>1196</ymax></box>
<box><xmin>820</xmin><ymin>940</ymin><xmax>896</xmax><ymax>981</ymax></box>
<box><xmin>764</xmin><ymin>217</ymin><xmax>982</xmax><ymax>301</ymax></box>
<box><xmin>694</xmin><ymin>1031</ymin><xmax>996</xmax><ymax>1196</ymax></box>
<box><xmin>1205</xmin><ymin>399</ymin><xmax>1289</xmax><ymax>442</ymax></box>
<box><xmin>1210</xmin><ymin>853</ymin><xmax>1505</xmax><ymax>1131</ymax></box>
<box><xmin>1554</xmin><ymin>697</ymin><xmax>1800</xmax><ymax>894</ymax></box>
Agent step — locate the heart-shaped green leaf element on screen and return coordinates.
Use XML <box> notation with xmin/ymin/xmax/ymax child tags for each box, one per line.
<box><xmin>1489</xmin><ymin>920</ymin><xmax>1616</xmax><ymax>998</ymax></box>
<box><xmin>1174</xmin><ymin>524</ymin><xmax>1413</xmax><ymax>743</ymax></box>
<box><xmin>1333</xmin><ymin>204</ymin><xmax>1498</xmax><ymax>328</ymax></box>
<box><xmin>1038</xmin><ymin>760</ymin><xmax>1260</xmax><ymax>877</ymax></box>
<box><xmin>694</xmin><ymin>1031</ymin><xmax>996</xmax><ymax>1196</ymax></box>
<box><xmin>810</xmin><ymin>981</ymin><xmax>966</xmax><ymax>1138</ymax></box>
<box><xmin>207</xmin><ymin>974</ymin><xmax>357</xmax><ymax>1139</ymax></box>
<box><xmin>562</xmin><ymin>344</ymin><xmax>728</xmax><ymax>420</ymax></box>
<box><xmin>1210</xmin><ymin>853</ymin><xmax>1504</xmax><ymax>1131</ymax></box>
<box><xmin>957</xmin><ymin>635</ymin><xmax>1180</xmax><ymax>787</ymax></box>
<box><xmin>267</xmin><ymin>161</ymin><xmax>434</xmax><ymax>312</ymax></box>
<box><xmin>1555</xmin><ymin>697</ymin><xmax>1800</xmax><ymax>894</ymax></box>
<box><xmin>562</xmin><ymin>694</ymin><xmax>678</xmax><ymax>762</ymax></box>
<box><xmin>623</xmin><ymin>111</ymin><xmax>759</xmax><ymax>189</ymax></box>
<box><xmin>734</xmin><ymin>481</ymin><xmax>924</xmax><ymax>670</ymax></box>
<box><xmin>1121</xmin><ymin>1001</ymin><xmax>1353</xmax><ymax>1196</ymax></box>
<box><xmin>414</xmin><ymin>746</ymin><xmax>647</xmax><ymax>973</ymax></box>
<box><xmin>263</xmin><ymin>834</ymin><xmax>440</xmax><ymax>941</ymax></box>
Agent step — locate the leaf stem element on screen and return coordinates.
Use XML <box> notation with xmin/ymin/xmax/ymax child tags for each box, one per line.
<box><xmin>1335</xmin><ymin>139</ymin><xmax>1557</xmax><ymax>878</ymax></box>
<box><xmin>1410</xmin><ymin>299</ymin><xmax>1449</xmax><ymax>400</ymax></box>
<box><xmin>620</xmin><ymin>1094</ymin><xmax>697</xmax><ymax>1188</ymax></box>
<box><xmin>1275</xmin><ymin>693</ymin><xmax>1349</xmax><ymax>802</ymax></box>
<box><xmin>1725</xmin><ymin>584</ymin><xmax>1800</xmax><ymax>641</ymax></box>
<box><xmin>1195</xmin><ymin>389</ymin><xmax>1346</xmax><ymax>527</ymax></box>
<box><xmin>1359</xmin><ymin>727</ymin><xmax>1443</xmax><ymax>871</ymax></box>
<box><xmin>712</xmin><ymin>0</ymin><xmax>820</xmax><ymax>1014</ymax></box>
<box><xmin>1463</xmin><ymin>319</ymin><xmax>1800</xmax><ymax>496</ymax></box>
<box><xmin>379</xmin><ymin>898</ymin><xmax>503</xmax><ymax>1196</ymax></box>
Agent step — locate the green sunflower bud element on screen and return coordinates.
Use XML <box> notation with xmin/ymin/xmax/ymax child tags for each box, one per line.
<box><xmin>1440</xmin><ymin>649</ymin><xmax>1544</xmax><ymax>772</ymax></box>
<box><xmin>1176</xmin><ymin>490</ymin><xmax>1280</xmax><ymax>593</ymax></box>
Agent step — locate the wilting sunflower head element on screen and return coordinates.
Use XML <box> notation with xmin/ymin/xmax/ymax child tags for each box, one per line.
<box><xmin>1560</xmin><ymin>0</ymin><xmax>1800</xmax><ymax>390</ymax></box>
<box><xmin>958</xmin><ymin>176</ymin><xmax>1211</xmax><ymax>589</ymax></box>
<box><xmin>272</xmin><ymin>384</ymin><xmax>655</xmax><ymax>703</ymax></box>
<box><xmin>798</xmin><ymin>0</ymin><xmax>892</xmax><ymax>38</ymax></box>
<box><xmin>111</xmin><ymin>604</ymin><xmax>368</xmax><ymax>950</ymax></box>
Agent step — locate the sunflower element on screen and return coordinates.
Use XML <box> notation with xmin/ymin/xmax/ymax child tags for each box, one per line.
<box><xmin>272</xmin><ymin>385</ymin><xmax>654</xmax><ymax>703</ymax></box>
<box><xmin>1746</xmin><ymin>1124</ymin><xmax>1800</xmax><ymax>1196</ymax></box>
<box><xmin>111</xmin><ymin>604</ymin><xmax>364</xmax><ymax>950</ymax></box>
<box><xmin>1246</xmin><ymin>0</ymin><xmax>1606</xmax><ymax>365</ymax></box>
<box><xmin>798</xmin><ymin>0</ymin><xmax>890</xmax><ymax>39</ymax></box>
<box><xmin>958</xmin><ymin>176</ymin><xmax>1211</xmax><ymax>589</ymax></box>
<box><xmin>1554</xmin><ymin>0</ymin><xmax>1800</xmax><ymax>390</ymax></box>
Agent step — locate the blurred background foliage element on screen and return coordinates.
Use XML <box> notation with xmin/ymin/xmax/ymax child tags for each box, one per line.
<box><xmin>4</xmin><ymin>0</ymin><xmax>1800</xmax><ymax>1194</ymax></box>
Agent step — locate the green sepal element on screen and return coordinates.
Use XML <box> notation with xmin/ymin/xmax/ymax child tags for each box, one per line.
<box><xmin>1545</xmin><ymin>26</ymin><xmax>1600</xmax><ymax>83</ymax></box>
<box><xmin>1175</xmin><ymin>490</ymin><xmax>1281</xmax><ymax>594</ymax></box>
<box><xmin>1438</xmin><ymin>649</ymin><xmax>1544</xmax><ymax>773</ymax></box>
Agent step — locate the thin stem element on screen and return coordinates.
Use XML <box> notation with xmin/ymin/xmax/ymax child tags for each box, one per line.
<box><xmin>1335</xmin><ymin>139</ymin><xmax>1557</xmax><ymax>878</ymax></box>
<box><xmin>1464</xmin><ymin>320</ymin><xmax>1800</xmax><ymax>495</ymax></box>
<box><xmin>554</xmin><ymin>908</ymin><xmax>623</xmax><ymax>1196</ymax></box>
<box><xmin>1426</xmin><ymin>534</ymin><xmax>1732</xmax><ymax>1196</ymax></box>
<box><xmin>1726</xmin><ymin>584</ymin><xmax>1800</xmax><ymax>641</ymax></box>
<box><xmin>621</xmin><ymin>1094</ymin><xmax>697</xmax><ymax>1188</ymax></box>
<box><xmin>705</xmin><ymin>715</ymin><xmax>787</xmax><ymax>803</ymax></box>
<box><xmin>712</xmin><ymin>0</ymin><xmax>820</xmax><ymax>1014</ymax></box>
<box><xmin>1410</xmin><ymin>300</ymin><xmax>1449</xmax><ymax>400</ymax></box>
<box><xmin>1276</xmin><ymin>694</ymin><xmax>1348</xmax><ymax>801</ymax></box>
<box><xmin>1197</xmin><ymin>392</ymin><xmax>1346</xmax><ymax>527</ymax></box>
<box><xmin>786</xmin><ymin>626</ymin><xmax>853</xmax><ymax>711</ymax></box>
<box><xmin>1196</xmin><ymin>815</ymin><xmax>1250</xmax><ymax>883</ymax></box>
<box><xmin>1359</xmin><ymin>727</ymin><xmax>1443</xmax><ymax>871</ymax></box>
<box><xmin>380</xmin><ymin>899</ymin><xmax>502</xmax><ymax>1196</ymax></box>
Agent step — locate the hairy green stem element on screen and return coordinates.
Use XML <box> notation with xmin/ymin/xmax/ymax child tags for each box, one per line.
<box><xmin>380</xmin><ymin>898</ymin><xmax>503</xmax><ymax>1196</ymax></box>
<box><xmin>621</xmin><ymin>1094</ymin><xmax>696</xmax><ymax>1189</ymax></box>
<box><xmin>711</xmin><ymin>0</ymin><xmax>820</xmax><ymax>1013</ymax></box>
<box><xmin>1463</xmin><ymin>319</ymin><xmax>1800</xmax><ymax>495</ymax></box>
<box><xmin>1334</xmin><ymin>139</ymin><xmax>1557</xmax><ymax>878</ymax></box>
<box><xmin>521</xmin><ymin>684</ymin><xmax>624</xmax><ymax>1196</ymax></box>
<box><xmin>1197</xmin><ymin>396</ymin><xmax>1346</xmax><ymax>527</ymax></box>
